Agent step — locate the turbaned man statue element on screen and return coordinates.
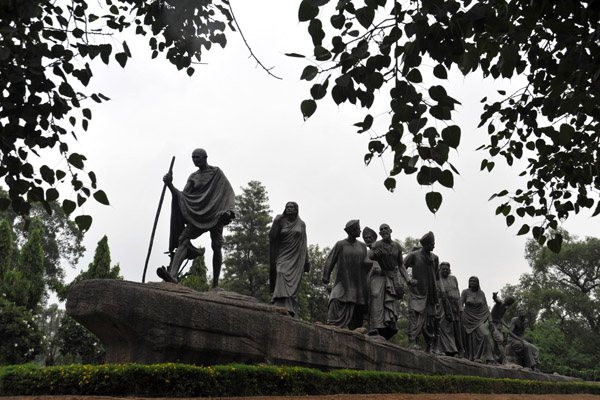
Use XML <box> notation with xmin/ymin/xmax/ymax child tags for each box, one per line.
<box><xmin>157</xmin><ymin>148</ymin><xmax>235</xmax><ymax>289</ymax></box>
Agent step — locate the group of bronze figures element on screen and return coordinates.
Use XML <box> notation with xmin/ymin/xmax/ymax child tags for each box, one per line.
<box><xmin>157</xmin><ymin>149</ymin><xmax>539</xmax><ymax>371</ymax></box>
<box><xmin>271</xmin><ymin>218</ymin><xmax>540</xmax><ymax>370</ymax></box>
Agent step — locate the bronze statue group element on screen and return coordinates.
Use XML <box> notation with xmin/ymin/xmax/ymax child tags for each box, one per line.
<box><xmin>270</xmin><ymin>215</ymin><xmax>540</xmax><ymax>371</ymax></box>
<box><xmin>158</xmin><ymin>148</ymin><xmax>539</xmax><ymax>372</ymax></box>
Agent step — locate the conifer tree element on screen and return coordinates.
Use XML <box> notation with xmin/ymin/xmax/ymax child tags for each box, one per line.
<box><xmin>180</xmin><ymin>256</ymin><xmax>210</xmax><ymax>292</ymax></box>
<box><xmin>221</xmin><ymin>181</ymin><xmax>272</xmax><ymax>302</ymax></box>
<box><xmin>18</xmin><ymin>226</ymin><xmax>45</xmax><ymax>312</ymax></box>
<box><xmin>56</xmin><ymin>235</ymin><xmax>121</xmax><ymax>364</ymax></box>
<box><xmin>0</xmin><ymin>219</ymin><xmax>13</xmax><ymax>277</ymax></box>
<box><xmin>72</xmin><ymin>235</ymin><xmax>121</xmax><ymax>283</ymax></box>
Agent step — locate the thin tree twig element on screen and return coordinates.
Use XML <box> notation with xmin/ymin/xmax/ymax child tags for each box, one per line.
<box><xmin>227</xmin><ymin>2</ymin><xmax>282</xmax><ymax>80</ymax></box>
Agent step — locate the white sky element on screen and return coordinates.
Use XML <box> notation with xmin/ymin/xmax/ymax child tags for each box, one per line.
<box><xmin>51</xmin><ymin>1</ymin><xmax>599</xmax><ymax>301</ymax></box>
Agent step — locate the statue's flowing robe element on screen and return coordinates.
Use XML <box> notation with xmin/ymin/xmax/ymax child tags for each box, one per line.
<box><xmin>368</xmin><ymin>240</ymin><xmax>403</xmax><ymax>339</ymax></box>
<box><xmin>323</xmin><ymin>239</ymin><xmax>369</xmax><ymax>329</ymax></box>
<box><xmin>169</xmin><ymin>166</ymin><xmax>235</xmax><ymax>252</ymax></box>
<box><xmin>438</xmin><ymin>274</ymin><xmax>463</xmax><ymax>355</ymax></box>
<box><xmin>269</xmin><ymin>214</ymin><xmax>308</xmax><ymax>316</ymax></box>
<box><xmin>404</xmin><ymin>249</ymin><xmax>439</xmax><ymax>343</ymax></box>
<box><xmin>508</xmin><ymin>317</ymin><xmax>539</xmax><ymax>368</ymax></box>
<box><xmin>461</xmin><ymin>283</ymin><xmax>494</xmax><ymax>362</ymax></box>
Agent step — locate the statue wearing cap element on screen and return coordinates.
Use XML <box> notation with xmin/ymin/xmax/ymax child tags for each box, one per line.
<box><xmin>364</xmin><ymin>224</ymin><xmax>408</xmax><ymax>340</ymax></box>
<box><xmin>403</xmin><ymin>231</ymin><xmax>440</xmax><ymax>352</ymax></box>
<box><xmin>322</xmin><ymin>220</ymin><xmax>370</xmax><ymax>330</ymax></box>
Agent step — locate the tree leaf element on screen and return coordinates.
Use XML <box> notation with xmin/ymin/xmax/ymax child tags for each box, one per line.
<box><xmin>425</xmin><ymin>191</ymin><xmax>443</xmax><ymax>213</ymax></box>
<box><xmin>516</xmin><ymin>224</ymin><xmax>530</xmax><ymax>235</ymax></box>
<box><xmin>62</xmin><ymin>199</ymin><xmax>76</xmax><ymax>215</ymax></box>
<box><xmin>406</xmin><ymin>69</ymin><xmax>422</xmax><ymax>83</ymax></box>
<box><xmin>75</xmin><ymin>215</ymin><xmax>93</xmax><ymax>232</ymax></box>
<box><xmin>384</xmin><ymin>177</ymin><xmax>396</xmax><ymax>192</ymax></box>
<box><xmin>93</xmin><ymin>190</ymin><xmax>110</xmax><ymax>206</ymax></box>
<box><xmin>299</xmin><ymin>0</ymin><xmax>319</xmax><ymax>21</ymax></box>
<box><xmin>438</xmin><ymin>170</ymin><xmax>454</xmax><ymax>188</ymax></box>
<box><xmin>433</xmin><ymin>64</ymin><xmax>448</xmax><ymax>79</ymax></box>
<box><xmin>355</xmin><ymin>7</ymin><xmax>375</xmax><ymax>28</ymax></box>
<box><xmin>301</xmin><ymin>99</ymin><xmax>317</xmax><ymax>120</ymax></box>
<box><xmin>441</xmin><ymin>125</ymin><xmax>461</xmax><ymax>148</ymax></box>
<box><xmin>301</xmin><ymin>65</ymin><xmax>319</xmax><ymax>81</ymax></box>
<box><xmin>115</xmin><ymin>52</ymin><xmax>128</xmax><ymax>68</ymax></box>
<box><xmin>547</xmin><ymin>234</ymin><xmax>563</xmax><ymax>253</ymax></box>
<box><xmin>67</xmin><ymin>153</ymin><xmax>85</xmax><ymax>169</ymax></box>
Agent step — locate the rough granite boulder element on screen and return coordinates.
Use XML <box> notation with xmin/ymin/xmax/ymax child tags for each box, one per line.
<box><xmin>66</xmin><ymin>279</ymin><xmax>577</xmax><ymax>382</ymax></box>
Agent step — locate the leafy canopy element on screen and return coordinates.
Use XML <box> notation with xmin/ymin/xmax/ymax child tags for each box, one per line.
<box><xmin>0</xmin><ymin>0</ymin><xmax>233</xmax><ymax>230</ymax></box>
<box><xmin>502</xmin><ymin>230</ymin><xmax>600</xmax><ymax>373</ymax></box>
<box><xmin>295</xmin><ymin>0</ymin><xmax>600</xmax><ymax>251</ymax></box>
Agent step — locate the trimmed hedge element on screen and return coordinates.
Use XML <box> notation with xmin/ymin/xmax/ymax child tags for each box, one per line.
<box><xmin>0</xmin><ymin>363</ymin><xmax>598</xmax><ymax>397</ymax></box>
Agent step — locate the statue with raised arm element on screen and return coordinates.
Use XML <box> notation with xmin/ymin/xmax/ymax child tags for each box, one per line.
<box><xmin>364</xmin><ymin>224</ymin><xmax>407</xmax><ymax>340</ymax></box>
<box><xmin>404</xmin><ymin>231</ymin><xmax>440</xmax><ymax>352</ymax></box>
<box><xmin>490</xmin><ymin>291</ymin><xmax>516</xmax><ymax>364</ymax></box>
<box><xmin>157</xmin><ymin>148</ymin><xmax>235</xmax><ymax>289</ymax></box>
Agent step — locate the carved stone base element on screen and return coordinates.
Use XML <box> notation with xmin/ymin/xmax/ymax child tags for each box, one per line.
<box><xmin>66</xmin><ymin>280</ymin><xmax>577</xmax><ymax>382</ymax></box>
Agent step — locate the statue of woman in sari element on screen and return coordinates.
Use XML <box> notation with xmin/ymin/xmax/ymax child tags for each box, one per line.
<box><xmin>460</xmin><ymin>276</ymin><xmax>494</xmax><ymax>363</ymax></box>
<box><xmin>269</xmin><ymin>202</ymin><xmax>309</xmax><ymax>317</ymax></box>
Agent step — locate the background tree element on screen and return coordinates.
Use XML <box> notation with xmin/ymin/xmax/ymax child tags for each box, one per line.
<box><xmin>221</xmin><ymin>181</ymin><xmax>272</xmax><ymax>303</ymax></box>
<box><xmin>36</xmin><ymin>303</ymin><xmax>65</xmax><ymax>366</ymax></box>
<box><xmin>0</xmin><ymin>192</ymin><xmax>86</xmax><ymax>296</ymax></box>
<box><xmin>17</xmin><ymin>226</ymin><xmax>45</xmax><ymax>312</ymax></box>
<box><xmin>54</xmin><ymin>315</ymin><xmax>105</xmax><ymax>365</ymax></box>
<box><xmin>180</xmin><ymin>256</ymin><xmax>210</xmax><ymax>292</ymax></box>
<box><xmin>296</xmin><ymin>0</ymin><xmax>600</xmax><ymax>250</ymax></box>
<box><xmin>297</xmin><ymin>244</ymin><xmax>331</xmax><ymax>323</ymax></box>
<box><xmin>0</xmin><ymin>0</ymin><xmax>233</xmax><ymax>226</ymax></box>
<box><xmin>0</xmin><ymin>219</ymin><xmax>12</xmax><ymax>276</ymax></box>
<box><xmin>70</xmin><ymin>235</ymin><xmax>121</xmax><ymax>283</ymax></box>
<box><xmin>500</xmin><ymin>230</ymin><xmax>600</xmax><ymax>377</ymax></box>
<box><xmin>55</xmin><ymin>235</ymin><xmax>122</xmax><ymax>364</ymax></box>
<box><xmin>0</xmin><ymin>298</ymin><xmax>43</xmax><ymax>366</ymax></box>
<box><xmin>400</xmin><ymin>236</ymin><xmax>421</xmax><ymax>253</ymax></box>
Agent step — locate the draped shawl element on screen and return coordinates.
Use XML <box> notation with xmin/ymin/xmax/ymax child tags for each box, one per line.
<box><xmin>269</xmin><ymin>214</ymin><xmax>308</xmax><ymax>295</ymax></box>
<box><xmin>169</xmin><ymin>166</ymin><xmax>235</xmax><ymax>252</ymax></box>
<box><xmin>460</xmin><ymin>279</ymin><xmax>490</xmax><ymax>334</ymax></box>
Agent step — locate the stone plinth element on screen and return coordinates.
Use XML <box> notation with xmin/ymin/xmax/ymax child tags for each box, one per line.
<box><xmin>66</xmin><ymin>279</ymin><xmax>578</xmax><ymax>382</ymax></box>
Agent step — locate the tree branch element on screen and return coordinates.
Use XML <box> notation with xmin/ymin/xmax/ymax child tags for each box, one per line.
<box><xmin>227</xmin><ymin>2</ymin><xmax>282</xmax><ymax>80</ymax></box>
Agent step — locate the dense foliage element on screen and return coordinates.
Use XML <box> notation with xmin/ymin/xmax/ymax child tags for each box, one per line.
<box><xmin>221</xmin><ymin>181</ymin><xmax>272</xmax><ymax>302</ymax></box>
<box><xmin>1</xmin><ymin>363</ymin><xmax>598</xmax><ymax>397</ymax></box>
<box><xmin>296</xmin><ymin>0</ymin><xmax>600</xmax><ymax>251</ymax></box>
<box><xmin>0</xmin><ymin>0</ymin><xmax>233</xmax><ymax>228</ymax></box>
<box><xmin>0</xmin><ymin>191</ymin><xmax>85</xmax><ymax>296</ymax></box>
<box><xmin>180</xmin><ymin>256</ymin><xmax>210</xmax><ymax>292</ymax></box>
<box><xmin>54</xmin><ymin>235</ymin><xmax>122</xmax><ymax>364</ymax></box>
<box><xmin>69</xmin><ymin>235</ymin><xmax>121</xmax><ymax>285</ymax></box>
<box><xmin>501</xmin><ymin>230</ymin><xmax>600</xmax><ymax>378</ymax></box>
<box><xmin>297</xmin><ymin>244</ymin><xmax>330</xmax><ymax>323</ymax></box>
<box><xmin>0</xmin><ymin>298</ymin><xmax>43</xmax><ymax>366</ymax></box>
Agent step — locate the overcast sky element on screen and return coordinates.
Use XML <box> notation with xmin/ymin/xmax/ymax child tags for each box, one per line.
<box><xmin>50</xmin><ymin>1</ymin><xmax>599</xmax><ymax>302</ymax></box>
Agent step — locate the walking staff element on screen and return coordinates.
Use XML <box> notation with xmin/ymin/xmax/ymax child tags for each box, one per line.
<box><xmin>142</xmin><ymin>156</ymin><xmax>175</xmax><ymax>283</ymax></box>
